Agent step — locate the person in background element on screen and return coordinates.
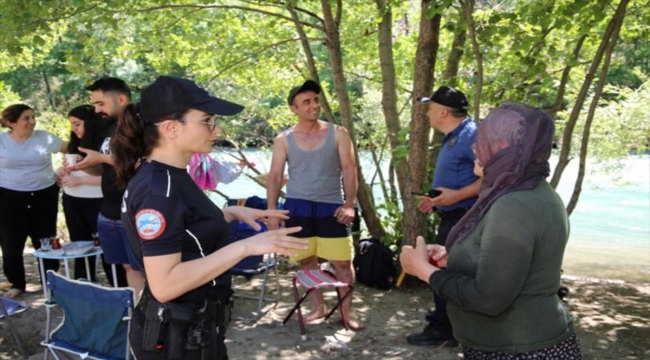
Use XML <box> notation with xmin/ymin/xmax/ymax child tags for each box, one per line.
<box><xmin>0</xmin><ymin>104</ymin><xmax>64</xmax><ymax>299</ymax></box>
<box><xmin>266</xmin><ymin>79</ymin><xmax>362</xmax><ymax>330</ymax></box>
<box><xmin>188</xmin><ymin>153</ymin><xmax>244</xmax><ymax>191</ymax></box>
<box><xmin>70</xmin><ymin>77</ymin><xmax>142</xmax><ymax>293</ymax></box>
<box><xmin>113</xmin><ymin>75</ymin><xmax>307</xmax><ymax>359</ymax></box>
<box><xmin>57</xmin><ymin>104</ymin><xmax>109</xmax><ymax>281</ymax></box>
<box><xmin>407</xmin><ymin>86</ymin><xmax>480</xmax><ymax>347</ymax></box>
<box><xmin>400</xmin><ymin>103</ymin><xmax>582</xmax><ymax>359</ymax></box>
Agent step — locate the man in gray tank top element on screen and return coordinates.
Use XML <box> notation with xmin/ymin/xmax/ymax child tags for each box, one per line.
<box><xmin>267</xmin><ymin>80</ymin><xmax>362</xmax><ymax>330</ymax></box>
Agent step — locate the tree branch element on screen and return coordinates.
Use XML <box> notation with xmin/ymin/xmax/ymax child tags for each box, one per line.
<box><xmin>335</xmin><ymin>0</ymin><xmax>342</xmax><ymax>27</ymax></box>
<box><xmin>30</xmin><ymin>3</ymin><xmax>101</xmax><ymax>25</ymax></box>
<box><xmin>523</xmin><ymin>25</ymin><xmax>556</xmax><ymax>59</ymax></box>
<box><xmin>204</xmin><ymin>37</ymin><xmax>323</xmax><ymax>85</ymax></box>
<box><xmin>567</xmin><ymin>3</ymin><xmax>626</xmax><ymax>215</ymax></box>
<box><xmin>287</xmin><ymin>5</ymin><xmax>337</xmax><ymax>124</ymax></box>
<box><xmin>342</xmin><ymin>70</ymin><xmax>411</xmax><ymax>93</ymax></box>
<box><xmin>551</xmin><ymin>0</ymin><xmax>628</xmax><ymax>188</ymax></box>
<box><xmin>243</xmin><ymin>0</ymin><xmax>326</xmax><ymax>26</ymax></box>
<box><xmin>460</xmin><ymin>0</ymin><xmax>482</xmax><ymax>121</ymax></box>
<box><xmin>134</xmin><ymin>3</ymin><xmax>324</xmax><ymax>31</ymax></box>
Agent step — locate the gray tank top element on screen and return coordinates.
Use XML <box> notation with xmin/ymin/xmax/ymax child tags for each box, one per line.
<box><xmin>285</xmin><ymin>124</ymin><xmax>344</xmax><ymax>204</ymax></box>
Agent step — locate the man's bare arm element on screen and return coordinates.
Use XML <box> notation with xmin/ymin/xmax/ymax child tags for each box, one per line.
<box><xmin>266</xmin><ymin>134</ymin><xmax>288</xmax><ymax>211</ymax></box>
<box><xmin>336</xmin><ymin>126</ymin><xmax>358</xmax><ymax>207</ymax></box>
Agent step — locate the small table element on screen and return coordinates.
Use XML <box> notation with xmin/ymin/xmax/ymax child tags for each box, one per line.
<box><xmin>33</xmin><ymin>245</ymin><xmax>103</xmax><ymax>298</ymax></box>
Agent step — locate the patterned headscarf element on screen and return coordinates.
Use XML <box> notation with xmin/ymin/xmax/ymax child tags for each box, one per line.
<box><xmin>445</xmin><ymin>103</ymin><xmax>555</xmax><ymax>250</ymax></box>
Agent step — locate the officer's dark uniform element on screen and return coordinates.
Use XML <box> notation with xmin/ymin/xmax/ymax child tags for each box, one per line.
<box><xmin>122</xmin><ymin>160</ymin><xmax>232</xmax><ymax>360</ymax></box>
<box><xmin>424</xmin><ymin>117</ymin><xmax>478</xmax><ymax>343</ymax></box>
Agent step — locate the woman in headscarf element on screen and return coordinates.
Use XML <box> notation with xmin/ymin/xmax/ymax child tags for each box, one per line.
<box><xmin>400</xmin><ymin>103</ymin><xmax>582</xmax><ymax>359</ymax></box>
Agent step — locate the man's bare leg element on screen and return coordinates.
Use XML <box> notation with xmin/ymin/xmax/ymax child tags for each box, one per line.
<box><xmin>124</xmin><ymin>264</ymin><xmax>144</xmax><ymax>299</ymax></box>
<box><xmin>331</xmin><ymin>260</ymin><xmax>363</xmax><ymax>330</ymax></box>
<box><xmin>300</xmin><ymin>256</ymin><xmax>326</xmax><ymax>322</ymax></box>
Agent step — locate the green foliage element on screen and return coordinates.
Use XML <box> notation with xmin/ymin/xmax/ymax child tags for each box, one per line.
<box><xmin>606</xmin><ymin>0</ymin><xmax>650</xmax><ymax>88</ymax></box>
<box><xmin>3</xmin><ymin>0</ymin><xmax>643</xmax><ymax>138</ymax></box>
<box><xmin>589</xmin><ymin>81</ymin><xmax>650</xmax><ymax>160</ymax></box>
<box><xmin>0</xmin><ymin>82</ymin><xmax>21</xmax><ymax>110</ymax></box>
<box><xmin>377</xmin><ymin>194</ymin><xmax>439</xmax><ymax>248</ymax></box>
<box><xmin>0</xmin><ymin>0</ymin><xmax>647</xmax><ymax>242</ymax></box>
<box><xmin>376</xmin><ymin>198</ymin><xmax>403</xmax><ymax>247</ymax></box>
<box><xmin>36</xmin><ymin>110</ymin><xmax>69</xmax><ymax>141</ymax></box>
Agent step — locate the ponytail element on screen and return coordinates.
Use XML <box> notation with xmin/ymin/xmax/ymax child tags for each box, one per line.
<box><xmin>111</xmin><ymin>104</ymin><xmax>148</xmax><ymax>189</ymax></box>
<box><xmin>111</xmin><ymin>104</ymin><xmax>190</xmax><ymax>189</ymax></box>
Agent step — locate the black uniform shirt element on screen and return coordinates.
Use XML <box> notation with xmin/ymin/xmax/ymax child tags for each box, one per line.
<box><xmin>121</xmin><ymin>160</ymin><xmax>231</xmax><ymax>303</ymax></box>
<box><xmin>99</xmin><ymin>121</ymin><xmax>124</xmax><ymax>220</ymax></box>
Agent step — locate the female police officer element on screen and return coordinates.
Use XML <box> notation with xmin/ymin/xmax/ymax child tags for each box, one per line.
<box><xmin>111</xmin><ymin>76</ymin><xmax>307</xmax><ymax>360</ymax></box>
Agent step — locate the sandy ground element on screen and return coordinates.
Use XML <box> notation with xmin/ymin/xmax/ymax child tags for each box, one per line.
<box><xmin>1</xmin><ymin>254</ymin><xmax>649</xmax><ymax>360</ymax></box>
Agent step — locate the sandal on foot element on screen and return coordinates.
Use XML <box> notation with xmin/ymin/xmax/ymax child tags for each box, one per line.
<box><xmin>3</xmin><ymin>288</ymin><xmax>23</xmax><ymax>299</ymax></box>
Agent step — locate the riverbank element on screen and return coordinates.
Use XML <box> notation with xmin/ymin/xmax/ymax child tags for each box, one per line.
<box><xmin>214</xmin><ymin>152</ymin><xmax>650</xmax><ymax>285</ymax></box>
<box><xmin>1</xmin><ymin>252</ymin><xmax>648</xmax><ymax>360</ymax></box>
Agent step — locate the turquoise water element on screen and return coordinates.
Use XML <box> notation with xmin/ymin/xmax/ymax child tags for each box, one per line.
<box><xmin>212</xmin><ymin>150</ymin><xmax>650</xmax><ymax>283</ymax></box>
<box><xmin>551</xmin><ymin>156</ymin><xmax>649</xmax><ymax>283</ymax></box>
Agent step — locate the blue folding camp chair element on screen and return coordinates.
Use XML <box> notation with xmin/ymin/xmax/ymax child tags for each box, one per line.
<box><xmin>0</xmin><ymin>294</ymin><xmax>28</xmax><ymax>359</ymax></box>
<box><xmin>42</xmin><ymin>270</ymin><xmax>135</xmax><ymax>360</ymax></box>
<box><xmin>227</xmin><ymin>196</ymin><xmax>280</xmax><ymax>322</ymax></box>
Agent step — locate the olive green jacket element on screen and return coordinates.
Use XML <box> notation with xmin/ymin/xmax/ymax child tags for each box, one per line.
<box><xmin>430</xmin><ymin>181</ymin><xmax>575</xmax><ymax>353</ymax></box>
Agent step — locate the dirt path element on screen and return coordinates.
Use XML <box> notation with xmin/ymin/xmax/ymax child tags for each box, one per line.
<box><xmin>1</xmin><ymin>255</ymin><xmax>648</xmax><ymax>359</ymax></box>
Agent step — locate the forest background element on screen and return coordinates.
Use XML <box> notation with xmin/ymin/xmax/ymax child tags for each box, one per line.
<box><xmin>0</xmin><ymin>0</ymin><xmax>648</xmax><ymax>248</ymax></box>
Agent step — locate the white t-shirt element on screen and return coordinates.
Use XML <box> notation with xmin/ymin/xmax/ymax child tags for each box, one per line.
<box><xmin>63</xmin><ymin>170</ymin><xmax>103</xmax><ymax>198</ymax></box>
<box><xmin>0</xmin><ymin>130</ymin><xmax>63</xmax><ymax>191</ymax></box>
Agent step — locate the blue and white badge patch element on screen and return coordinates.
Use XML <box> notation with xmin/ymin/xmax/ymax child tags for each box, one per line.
<box><xmin>135</xmin><ymin>209</ymin><xmax>167</xmax><ymax>240</ymax></box>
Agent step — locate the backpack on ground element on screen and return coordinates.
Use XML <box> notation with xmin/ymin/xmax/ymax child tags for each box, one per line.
<box><xmin>353</xmin><ymin>238</ymin><xmax>396</xmax><ymax>290</ymax></box>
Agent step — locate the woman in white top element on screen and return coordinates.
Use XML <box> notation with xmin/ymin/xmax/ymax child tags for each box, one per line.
<box><xmin>57</xmin><ymin>105</ymin><xmax>108</xmax><ymax>282</ymax></box>
<box><xmin>0</xmin><ymin>104</ymin><xmax>66</xmax><ymax>299</ymax></box>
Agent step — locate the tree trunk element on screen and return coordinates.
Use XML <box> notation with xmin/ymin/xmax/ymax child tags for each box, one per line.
<box><xmin>550</xmin><ymin>0</ymin><xmax>627</xmax><ymax>188</ymax></box>
<box><xmin>442</xmin><ymin>8</ymin><xmax>467</xmax><ymax>88</ymax></box>
<box><xmin>42</xmin><ymin>71</ymin><xmax>56</xmax><ymax>110</ymax></box>
<box><xmin>566</xmin><ymin>0</ymin><xmax>627</xmax><ymax>215</ymax></box>
<box><xmin>319</xmin><ymin>0</ymin><xmax>386</xmax><ymax>239</ymax></box>
<box><xmin>368</xmin><ymin>137</ymin><xmax>390</xmax><ymax>203</ymax></box>
<box><xmin>460</xmin><ymin>0</ymin><xmax>482</xmax><ymax>120</ymax></box>
<box><xmin>401</xmin><ymin>0</ymin><xmax>442</xmax><ymax>246</ymax></box>
<box><xmin>287</xmin><ymin>7</ymin><xmax>337</xmax><ymax>125</ymax></box>
<box><xmin>549</xmin><ymin>34</ymin><xmax>587</xmax><ymax>120</ymax></box>
<box><xmin>433</xmin><ymin>6</ymin><xmax>468</xmax><ymax>187</ymax></box>
<box><xmin>374</xmin><ymin>0</ymin><xmax>411</xmax><ymax>242</ymax></box>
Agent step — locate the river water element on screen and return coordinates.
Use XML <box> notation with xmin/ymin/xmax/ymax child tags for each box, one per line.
<box><xmin>211</xmin><ymin>150</ymin><xmax>650</xmax><ymax>284</ymax></box>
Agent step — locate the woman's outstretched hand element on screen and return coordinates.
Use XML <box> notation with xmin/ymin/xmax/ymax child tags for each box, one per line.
<box><xmin>70</xmin><ymin>147</ymin><xmax>109</xmax><ymax>170</ymax></box>
<box><xmin>243</xmin><ymin>226</ymin><xmax>307</xmax><ymax>258</ymax></box>
<box><xmin>223</xmin><ymin>206</ymin><xmax>289</xmax><ymax>231</ymax></box>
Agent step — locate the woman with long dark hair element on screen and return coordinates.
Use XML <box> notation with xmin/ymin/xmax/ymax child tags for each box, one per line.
<box><xmin>113</xmin><ymin>76</ymin><xmax>307</xmax><ymax>359</ymax></box>
<box><xmin>401</xmin><ymin>103</ymin><xmax>582</xmax><ymax>359</ymax></box>
<box><xmin>0</xmin><ymin>104</ymin><xmax>64</xmax><ymax>298</ymax></box>
<box><xmin>57</xmin><ymin>105</ymin><xmax>109</xmax><ymax>281</ymax></box>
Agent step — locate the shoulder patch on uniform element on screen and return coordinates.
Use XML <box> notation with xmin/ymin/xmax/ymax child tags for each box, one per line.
<box><xmin>135</xmin><ymin>209</ymin><xmax>167</xmax><ymax>240</ymax></box>
<box><xmin>447</xmin><ymin>135</ymin><xmax>458</xmax><ymax>149</ymax></box>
